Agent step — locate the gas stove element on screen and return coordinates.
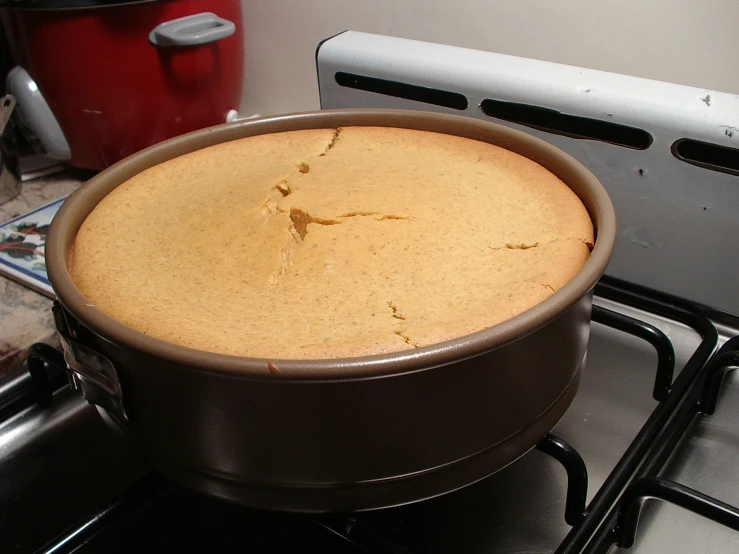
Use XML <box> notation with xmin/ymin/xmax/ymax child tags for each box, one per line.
<box><xmin>2</xmin><ymin>31</ymin><xmax>739</xmax><ymax>554</ymax></box>
<box><xmin>2</xmin><ymin>278</ymin><xmax>738</xmax><ymax>553</ymax></box>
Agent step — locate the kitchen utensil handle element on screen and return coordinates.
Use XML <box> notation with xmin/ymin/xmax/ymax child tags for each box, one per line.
<box><xmin>5</xmin><ymin>66</ymin><xmax>71</xmax><ymax>160</ymax></box>
<box><xmin>149</xmin><ymin>12</ymin><xmax>235</xmax><ymax>47</ymax></box>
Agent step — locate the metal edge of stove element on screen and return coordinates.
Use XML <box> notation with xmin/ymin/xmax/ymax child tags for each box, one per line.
<box><xmin>0</xmin><ymin>368</ymin><xmax>147</xmax><ymax>554</ymax></box>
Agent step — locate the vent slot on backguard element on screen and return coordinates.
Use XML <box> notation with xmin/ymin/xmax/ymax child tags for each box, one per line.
<box><xmin>480</xmin><ymin>98</ymin><xmax>652</xmax><ymax>150</ymax></box>
<box><xmin>671</xmin><ymin>139</ymin><xmax>739</xmax><ymax>177</ymax></box>
<box><xmin>334</xmin><ymin>72</ymin><xmax>468</xmax><ymax>110</ymax></box>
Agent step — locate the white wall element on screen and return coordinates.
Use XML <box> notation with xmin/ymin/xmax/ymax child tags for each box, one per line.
<box><xmin>238</xmin><ymin>0</ymin><xmax>738</xmax><ymax>117</ymax></box>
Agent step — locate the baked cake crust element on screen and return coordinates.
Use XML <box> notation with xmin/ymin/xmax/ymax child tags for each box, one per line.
<box><xmin>69</xmin><ymin>127</ymin><xmax>594</xmax><ymax>359</ymax></box>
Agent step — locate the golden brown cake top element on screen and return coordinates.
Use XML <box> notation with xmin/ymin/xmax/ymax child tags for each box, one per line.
<box><xmin>69</xmin><ymin>126</ymin><xmax>594</xmax><ymax>359</ymax></box>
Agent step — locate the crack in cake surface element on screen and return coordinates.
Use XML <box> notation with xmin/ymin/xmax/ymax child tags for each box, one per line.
<box><xmin>387</xmin><ymin>301</ymin><xmax>406</xmax><ymax>320</ymax></box>
<box><xmin>394</xmin><ymin>329</ymin><xmax>418</xmax><ymax>348</ymax></box>
<box><xmin>506</xmin><ymin>242</ymin><xmax>539</xmax><ymax>250</ymax></box>
<box><xmin>319</xmin><ymin>128</ymin><xmax>342</xmax><ymax>156</ymax></box>
<box><xmin>338</xmin><ymin>211</ymin><xmax>410</xmax><ymax>221</ymax></box>
<box><xmin>275</xmin><ymin>181</ymin><xmax>291</xmax><ymax>196</ymax></box>
<box><xmin>389</xmin><ymin>302</ymin><xmax>417</xmax><ymax>349</ymax></box>
<box><xmin>265</xmin><ymin>143</ymin><xmax>412</xmax><ymax>286</ymax></box>
<box><xmin>488</xmin><ymin>236</ymin><xmax>594</xmax><ymax>252</ymax></box>
<box><xmin>272</xmin><ymin>207</ymin><xmax>410</xmax><ymax>283</ymax></box>
<box><xmin>288</xmin><ymin>209</ymin><xmax>341</xmax><ymax>240</ymax></box>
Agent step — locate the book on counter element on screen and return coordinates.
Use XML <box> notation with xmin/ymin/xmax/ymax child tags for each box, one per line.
<box><xmin>0</xmin><ymin>196</ymin><xmax>68</xmax><ymax>298</ymax></box>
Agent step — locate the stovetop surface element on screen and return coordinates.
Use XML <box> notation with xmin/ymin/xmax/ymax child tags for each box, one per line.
<box><xmin>1</xmin><ymin>281</ymin><xmax>737</xmax><ymax>554</ymax></box>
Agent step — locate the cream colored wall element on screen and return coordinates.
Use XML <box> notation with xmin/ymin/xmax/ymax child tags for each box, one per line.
<box><xmin>238</xmin><ymin>0</ymin><xmax>738</xmax><ymax>117</ymax></box>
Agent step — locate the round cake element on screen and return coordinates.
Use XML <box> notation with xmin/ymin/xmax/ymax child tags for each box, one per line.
<box><xmin>68</xmin><ymin>126</ymin><xmax>594</xmax><ymax>359</ymax></box>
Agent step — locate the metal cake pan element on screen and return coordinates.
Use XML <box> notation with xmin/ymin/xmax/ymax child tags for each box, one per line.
<box><xmin>46</xmin><ymin>109</ymin><xmax>616</xmax><ymax>511</ymax></box>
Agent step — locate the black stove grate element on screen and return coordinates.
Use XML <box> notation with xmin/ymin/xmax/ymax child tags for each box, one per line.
<box><xmin>556</xmin><ymin>278</ymin><xmax>720</xmax><ymax>554</ymax></box>
<box><xmin>615</xmin><ymin>477</ymin><xmax>739</xmax><ymax>549</ymax></box>
<box><xmin>12</xmin><ymin>277</ymin><xmax>739</xmax><ymax>554</ymax></box>
<box><xmin>0</xmin><ymin>343</ymin><xmax>66</xmax><ymax>421</ymax></box>
<box><xmin>588</xmin><ymin>334</ymin><xmax>739</xmax><ymax>552</ymax></box>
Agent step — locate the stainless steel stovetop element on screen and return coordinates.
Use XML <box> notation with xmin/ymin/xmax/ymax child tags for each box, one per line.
<box><xmin>1</xmin><ymin>279</ymin><xmax>737</xmax><ymax>553</ymax></box>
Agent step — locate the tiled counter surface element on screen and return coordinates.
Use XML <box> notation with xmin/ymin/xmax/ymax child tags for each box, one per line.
<box><xmin>0</xmin><ymin>173</ymin><xmax>84</xmax><ymax>377</ymax></box>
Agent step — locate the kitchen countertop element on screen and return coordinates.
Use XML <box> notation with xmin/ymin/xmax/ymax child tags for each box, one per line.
<box><xmin>0</xmin><ymin>171</ymin><xmax>86</xmax><ymax>377</ymax></box>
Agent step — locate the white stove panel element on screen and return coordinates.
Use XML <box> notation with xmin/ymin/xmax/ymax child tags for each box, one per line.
<box><xmin>317</xmin><ymin>31</ymin><xmax>739</xmax><ymax>316</ymax></box>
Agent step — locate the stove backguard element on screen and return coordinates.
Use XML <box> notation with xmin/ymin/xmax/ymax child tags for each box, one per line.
<box><xmin>316</xmin><ymin>30</ymin><xmax>739</xmax><ymax>317</ymax></box>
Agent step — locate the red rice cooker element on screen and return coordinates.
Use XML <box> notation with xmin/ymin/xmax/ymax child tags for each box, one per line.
<box><xmin>1</xmin><ymin>0</ymin><xmax>244</xmax><ymax>170</ymax></box>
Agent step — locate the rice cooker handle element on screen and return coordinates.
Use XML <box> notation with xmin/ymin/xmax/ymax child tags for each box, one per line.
<box><xmin>149</xmin><ymin>12</ymin><xmax>236</xmax><ymax>47</ymax></box>
<box><xmin>53</xmin><ymin>302</ymin><xmax>128</xmax><ymax>422</ymax></box>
